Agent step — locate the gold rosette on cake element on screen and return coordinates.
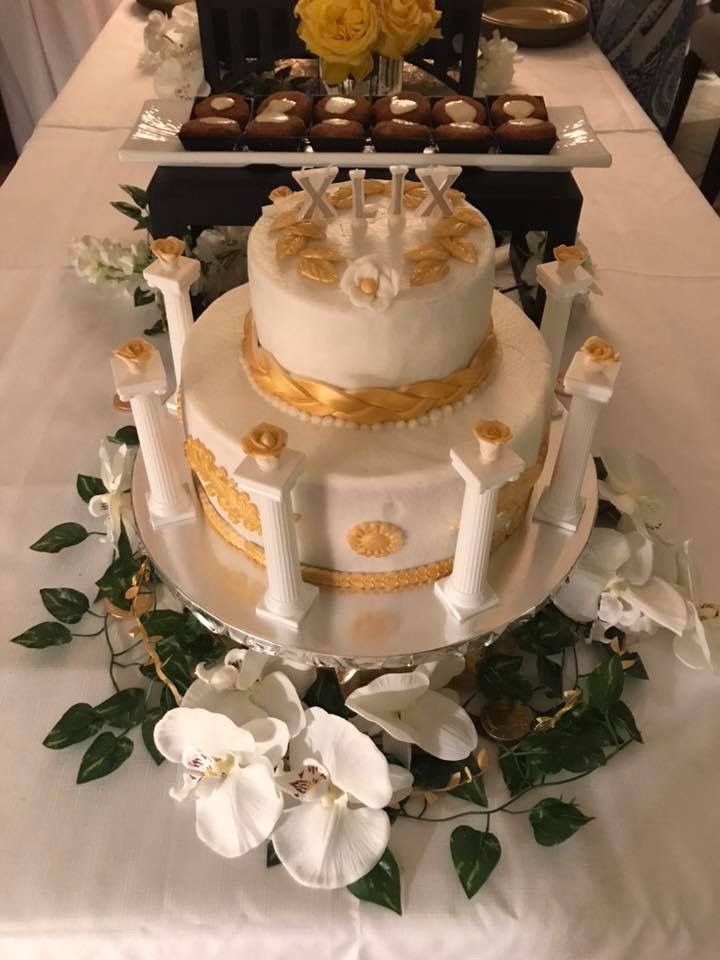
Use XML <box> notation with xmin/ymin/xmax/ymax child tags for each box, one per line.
<box><xmin>581</xmin><ymin>336</ymin><xmax>620</xmax><ymax>366</ymax></box>
<box><xmin>347</xmin><ymin>521</ymin><xmax>405</xmax><ymax>557</ymax></box>
<box><xmin>150</xmin><ymin>236</ymin><xmax>185</xmax><ymax>267</ymax></box>
<box><xmin>473</xmin><ymin>419</ymin><xmax>512</xmax><ymax>462</ymax></box>
<box><xmin>241</xmin><ymin>422</ymin><xmax>288</xmax><ymax>468</ymax></box>
<box><xmin>112</xmin><ymin>338</ymin><xmax>154</xmax><ymax>368</ymax></box>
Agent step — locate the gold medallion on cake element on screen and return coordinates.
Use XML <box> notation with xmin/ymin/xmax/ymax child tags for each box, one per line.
<box><xmin>480</xmin><ymin>700</ymin><xmax>534</xmax><ymax>743</ymax></box>
<box><xmin>347</xmin><ymin>521</ymin><xmax>405</xmax><ymax>558</ymax></box>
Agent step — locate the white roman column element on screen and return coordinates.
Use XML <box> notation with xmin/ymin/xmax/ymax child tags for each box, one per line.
<box><xmin>143</xmin><ymin>252</ymin><xmax>201</xmax><ymax>406</ymax></box>
<box><xmin>435</xmin><ymin>422</ymin><xmax>524</xmax><ymax>622</ymax></box>
<box><xmin>111</xmin><ymin>342</ymin><xmax>195</xmax><ymax>528</ymax></box>
<box><xmin>536</xmin><ymin>340</ymin><xmax>621</xmax><ymax>532</ymax></box>
<box><xmin>235</xmin><ymin>431</ymin><xmax>318</xmax><ymax>630</ymax></box>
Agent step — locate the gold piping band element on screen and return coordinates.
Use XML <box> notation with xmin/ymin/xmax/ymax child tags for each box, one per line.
<box><xmin>242</xmin><ymin>312</ymin><xmax>497</xmax><ymax>426</ymax></box>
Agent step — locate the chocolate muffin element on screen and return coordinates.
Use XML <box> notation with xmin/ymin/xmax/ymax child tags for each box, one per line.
<box><xmin>494</xmin><ymin>118</ymin><xmax>557</xmax><ymax>154</ymax></box>
<box><xmin>433</xmin><ymin>122</ymin><xmax>493</xmax><ymax>153</ymax></box>
<box><xmin>314</xmin><ymin>94</ymin><xmax>373</xmax><ymax>127</ymax></box>
<box><xmin>373</xmin><ymin>92</ymin><xmax>432</xmax><ymax>126</ymax></box>
<box><xmin>309</xmin><ymin>118</ymin><xmax>367</xmax><ymax>151</ymax></box>
<box><xmin>245</xmin><ymin>113</ymin><xmax>306</xmax><ymax>145</ymax></box>
<box><xmin>490</xmin><ymin>95</ymin><xmax>547</xmax><ymax>127</ymax></box>
<box><xmin>432</xmin><ymin>96</ymin><xmax>486</xmax><ymax>127</ymax></box>
<box><xmin>178</xmin><ymin>116</ymin><xmax>241</xmax><ymax>150</ymax></box>
<box><xmin>372</xmin><ymin>119</ymin><xmax>432</xmax><ymax>152</ymax></box>
<box><xmin>194</xmin><ymin>93</ymin><xmax>250</xmax><ymax>127</ymax></box>
<box><xmin>255</xmin><ymin>91</ymin><xmax>313</xmax><ymax>126</ymax></box>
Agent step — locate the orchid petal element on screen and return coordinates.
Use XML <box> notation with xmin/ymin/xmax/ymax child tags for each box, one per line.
<box><xmin>598</xmin><ymin>592</ymin><xmax>624</xmax><ymax>626</ymax></box>
<box><xmin>382</xmin><ymin>732</ymin><xmax>412</xmax><ymax>768</ymax></box>
<box><xmin>620</xmin><ymin>532</ymin><xmax>654</xmax><ymax>586</ymax></box>
<box><xmin>154</xmin><ymin>707</ymin><xmax>255</xmax><ymax>763</ymax></box>
<box><xmin>264</xmin><ymin>659</ymin><xmax>317</xmax><ymax>698</ymax></box>
<box><xmin>673</xmin><ymin>603</ymin><xmax>713</xmax><ymax>671</ymax></box>
<box><xmin>597</xmin><ymin>480</ymin><xmax>637</xmax><ymax>519</ymax></box>
<box><xmin>416</xmin><ymin>652</ymin><xmax>466</xmax><ymax>690</ymax></box>
<box><xmin>388</xmin><ymin>764</ymin><xmax>414</xmax><ymax>804</ymax></box>
<box><xmin>87</xmin><ymin>493</ymin><xmax>110</xmax><ymax>519</ymax></box>
<box><xmin>272</xmin><ymin>801</ymin><xmax>390</xmax><ymax>888</ymax></box>
<box><xmin>621</xmin><ymin>577</ymin><xmax>688</xmax><ymax>636</ymax></box>
<box><xmin>584</xmin><ymin>528</ymin><xmax>632</xmax><ymax>574</ymax></box>
<box><xmin>346</xmin><ymin>671</ymin><xmax>430</xmax><ymax>717</ymax></box>
<box><xmin>194</xmin><ymin>761</ymin><xmax>282</xmax><ymax>858</ymax></box>
<box><xmin>181</xmin><ymin>681</ymin><xmax>267</xmax><ymax>728</ymax></box>
<box><xmin>252</xmin><ymin>672</ymin><xmax>305</xmax><ymax>737</ymax></box>
<box><xmin>290</xmin><ymin>708</ymin><xmax>392</xmax><ymax>809</ymax></box>
<box><xmin>399</xmin><ymin>689</ymin><xmax>478</xmax><ymax>761</ymax></box>
<box><xmin>241</xmin><ymin>717</ymin><xmax>289</xmax><ymax>768</ymax></box>
<box><xmin>235</xmin><ymin>649</ymin><xmax>272</xmax><ymax>691</ymax></box>
<box><xmin>553</xmin><ymin>566</ymin><xmax>607</xmax><ymax>622</ymax></box>
<box><xmin>194</xmin><ymin>662</ymin><xmax>238</xmax><ymax>690</ymax></box>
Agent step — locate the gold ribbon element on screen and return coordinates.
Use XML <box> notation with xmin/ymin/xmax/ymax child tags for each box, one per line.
<box><xmin>242</xmin><ymin>312</ymin><xmax>497</xmax><ymax>426</ymax></box>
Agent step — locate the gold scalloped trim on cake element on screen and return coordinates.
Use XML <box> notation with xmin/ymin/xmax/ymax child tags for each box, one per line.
<box><xmin>184</xmin><ymin>436</ymin><xmax>261</xmax><ymax>533</ymax></box>
<box><xmin>242</xmin><ymin>312</ymin><xmax>497</xmax><ymax>426</ymax></box>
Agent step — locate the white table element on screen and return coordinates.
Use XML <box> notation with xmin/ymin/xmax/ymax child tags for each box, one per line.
<box><xmin>1</xmin><ymin>6</ymin><xmax>720</xmax><ymax>957</ymax></box>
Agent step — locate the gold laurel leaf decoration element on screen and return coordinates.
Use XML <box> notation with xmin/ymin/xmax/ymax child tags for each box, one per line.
<box><xmin>184</xmin><ymin>437</ymin><xmax>261</xmax><ymax>533</ymax></box>
<box><xmin>439</xmin><ymin>237</ymin><xmax>478</xmax><ymax>264</ymax></box>
<box><xmin>447</xmin><ymin>188</ymin><xmax>466</xmax><ymax>206</ymax></box>
<box><xmin>364</xmin><ymin>179</ymin><xmax>388</xmax><ymax>195</ymax></box>
<box><xmin>302</xmin><ymin>244</ymin><xmax>346</xmax><ymax>262</ymax></box>
<box><xmin>333</xmin><ymin>196</ymin><xmax>354</xmax><ymax>210</ymax></box>
<box><xmin>404</xmin><ymin>181</ymin><xmax>426</xmax><ymax>194</ymax></box>
<box><xmin>269</xmin><ymin>209</ymin><xmax>300</xmax><ymax>232</ymax></box>
<box><xmin>404</xmin><ymin>243</ymin><xmax>450</xmax><ymax>262</ymax></box>
<box><xmin>276</xmin><ymin>230</ymin><xmax>307</xmax><ymax>258</ymax></box>
<box><xmin>298</xmin><ymin>257</ymin><xmax>338</xmax><ymax>284</ymax></box>
<box><xmin>330</xmin><ymin>185</ymin><xmax>353</xmax><ymax>206</ymax></box>
<box><xmin>454</xmin><ymin>206</ymin><xmax>485</xmax><ymax>227</ymax></box>
<box><xmin>433</xmin><ymin>218</ymin><xmax>471</xmax><ymax>238</ymax></box>
<box><xmin>288</xmin><ymin>221</ymin><xmax>326</xmax><ymax>239</ymax></box>
<box><xmin>410</xmin><ymin>259</ymin><xmax>450</xmax><ymax>286</ymax></box>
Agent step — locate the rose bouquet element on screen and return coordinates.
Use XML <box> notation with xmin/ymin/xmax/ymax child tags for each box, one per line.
<box><xmin>295</xmin><ymin>0</ymin><xmax>442</xmax><ymax>85</ymax></box>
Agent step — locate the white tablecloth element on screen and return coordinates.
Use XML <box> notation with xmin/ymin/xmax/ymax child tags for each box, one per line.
<box><xmin>1</xmin><ymin>5</ymin><xmax>720</xmax><ymax>957</ymax></box>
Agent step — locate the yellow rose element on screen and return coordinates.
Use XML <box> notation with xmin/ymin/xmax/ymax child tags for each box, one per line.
<box><xmin>295</xmin><ymin>0</ymin><xmax>379</xmax><ymax>83</ymax></box>
<box><xmin>150</xmin><ymin>236</ymin><xmax>185</xmax><ymax>267</ymax></box>
<box><xmin>241</xmin><ymin>422</ymin><xmax>288</xmax><ymax>469</ymax></box>
<box><xmin>374</xmin><ymin>0</ymin><xmax>441</xmax><ymax>59</ymax></box>
<box><xmin>113</xmin><ymin>337</ymin><xmax>155</xmax><ymax>368</ymax></box>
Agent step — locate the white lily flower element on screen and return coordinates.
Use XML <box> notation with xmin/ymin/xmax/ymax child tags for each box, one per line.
<box><xmin>272</xmin><ymin>707</ymin><xmax>393</xmax><ymax>888</ymax></box>
<box><xmin>182</xmin><ymin>648</ymin><xmax>314</xmax><ymax>737</ymax></box>
<box><xmin>87</xmin><ymin>440</ymin><xmax>135</xmax><ymax>547</ymax></box>
<box><xmin>598</xmin><ymin>449</ymin><xmax>679</xmax><ymax>535</ymax></box>
<box><xmin>346</xmin><ymin>655</ymin><xmax>476</xmax><ymax>762</ymax></box>
<box><xmin>154</xmin><ymin>707</ymin><xmax>287</xmax><ymax>858</ymax></box>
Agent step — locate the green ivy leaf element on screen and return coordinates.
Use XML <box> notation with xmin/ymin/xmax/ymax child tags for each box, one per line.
<box><xmin>116</xmin><ymin>522</ymin><xmax>134</xmax><ymax>562</ymax></box>
<box><xmin>94</xmin><ymin>688</ymin><xmax>146</xmax><ymax>728</ymax></box>
<box><xmin>450</xmin><ymin>769</ymin><xmax>488</xmax><ymax>807</ymax></box>
<box><xmin>144</xmin><ymin>315</ymin><xmax>166</xmax><ymax>336</ymax></box>
<box><xmin>266</xmin><ymin>841</ymin><xmax>281</xmax><ymax>868</ymax></box>
<box><xmin>43</xmin><ymin>703</ymin><xmax>103</xmax><ymax>749</ymax></box>
<box><xmin>347</xmin><ymin>849</ymin><xmax>401</xmax><ymax>915</ymax></box>
<box><xmin>585</xmin><ymin>655</ymin><xmax>624</xmax><ymax>713</ymax></box>
<box><xmin>529</xmin><ymin>798</ymin><xmax>593</xmax><ymax>846</ymax></box>
<box><xmin>476</xmin><ymin>654</ymin><xmax>532</xmax><ymax>702</ymax></box>
<box><xmin>513</xmin><ymin>604</ymin><xmax>582</xmax><ymax>655</ymax></box>
<box><xmin>141</xmin><ymin>707</ymin><xmax>166</xmax><ymax>765</ymax></box>
<box><xmin>110</xmin><ymin>200</ymin><xmax>143</xmax><ymax>221</ymax></box>
<box><xmin>133</xmin><ymin>287</ymin><xmax>155</xmax><ymax>307</ymax></box>
<box><xmin>450</xmin><ymin>826</ymin><xmax>501</xmax><ymax>899</ymax></box>
<box><xmin>120</xmin><ymin>184</ymin><xmax>149</xmax><ymax>209</ymax></box>
<box><xmin>608</xmin><ymin>700</ymin><xmax>643</xmax><ymax>744</ymax></box>
<box><xmin>76</xmin><ymin>474</ymin><xmax>107</xmax><ymax>503</ymax></box>
<box><xmin>77</xmin><ymin>731</ymin><xmax>134</xmax><ymax>784</ymax></box>
<box><xmin>620</xmin><ymin>650</ymin><xmax>649</xmax><ymax>680</ymax></box>
<box><xmin>140</xmin><ymin>609</ymin><xmax>193</xmax><ymax>638</ymax></box>
<box><xmin>304</xmin><ymin>668</ymin><xmax>352</xmax><ymax>718</ymax></box>
<box><xmin>30</xmin><ymin>522</ymin><xmax>89</xmax><ymax>553</ymax></box>
<box><xmin>40</xmin><ymin>587</ymin><xmax>90</xmax><ymax>624</ymax></box>
<box><xmin>95</xmin><ymin>553</ymin><xmax>141</xmax><ymax>610</ymax></box>
<box><xmin>411</xmin><ymin>751</ymin><xmax>487</xmax><ymax>806</ymax></box>
<box><xmin>11</xmin><ymin>621</ymin><xmax>72</xmax><ymax>649</ymax></box>
<box><xmin>537</xmin><ymin>654</ymin><xmax>564</xmax><ymax>698</ymax></box>
<box><xmin>109</xmin><ymin>425</ymin><xmax>139</xmax><ymax>446</ymax></box>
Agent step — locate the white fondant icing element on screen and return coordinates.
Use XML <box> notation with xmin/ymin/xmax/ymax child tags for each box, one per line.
<box><xmin>249</xmin><ymin>190</ymin><xmax>494</xmax><ymax>388</ymax></box>
<box><xmin>262</xmin><ymin>97</ymin><xmax>296</xmax><ymax>115</ymax></box>
<box><xmin>503</xmin><ymin>99</ymin><xmax>535</xmax><ymax>120</ymax></box>
<box><xmin>325</xmin><ymin>96</ymin><xmax>355</xmax><ymax>115</ymax></box>
<box><xmin>254</xmin><ymin>112</ymin><xmax>291</xmax><ymax>124</ymax></box>
<box><xmin>390</xmin><ymin>98</ymin><xmax>418</xmax><ymax>116</ymax></box>
<box><xmin>210</xmin><ymin>96</ymin><xmax>236</xmax><ymax>111</ymax></box>
<box><xmin>448</xmin><ymin>122</ymin><xmax>482</xmax><ymax>131</ymax></box>
<box><xmin>323</xmin><ymin>118</ymin><xmax>352</xmax><ymax>126</ymax></box>
<box><xmin>445</xmin><ymin>100</ymin><xmax>477</xmax><ymax>123</ymax></box>
<box><xmin>506</xmin><ymin>118</ymin><xmax>545</xmax><ymax>127</ymax></box>
<box><xmin>198</xmin><ymin>116</ymin><xmax>237</xmax><ymax>127</ymax></box>
<box><xmin>182</xmin><ymin>286</ymin><xmax>553</xmax><ymax>574</ymax></box>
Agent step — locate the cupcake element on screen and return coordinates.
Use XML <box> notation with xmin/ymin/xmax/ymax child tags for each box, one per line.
<box><xmin>373</xmin><ymin>92</ymin><xmax>432</xmax><ymax>126</ymax></box>
<box><xmin>432</xmin><ymin>96</ymin><xmax>486</xmax><ymax>127</ymax></box>
<box><xmin>255</xmin><ymin>91</ymin><xmax>312</xmax><ymax>126</ymax></box>
<box><xmin>490</xmin><ymin>95</ymin><xmax>547</xmax><ymax>127</ymax></box>
<box><xmin>494</xmin><ymin>118</ymin><xmax>557</xmax><ymax>154</ymax></box>
<box><xmin>434</xmin><ymin>122</ymin><xmax>493</xmax><ymax>153</ymax></box>
<box><xmin>314</xmin><ymin>94</ymin><xmax>372</xmax><ymax>127</ymax></box>
<box><xmin>194</xmin><ymin>93</ymin><xmax>250</xmax><ymax>127</ymax></box>
<box><xmin>178</xmin><ymin>116</ymin><xmax>241</xmax><ymax>150</ymax></box>
<box><xmin>372</xmin><ymin>119</ymin><xmax>432</xmax><ymax>152</ymax></box>
<box><xmin>309</xmin><ymin>119</ymin><xmax>367</xmax><ymax>151</ymax></box>
<box><xmin>245</xmin><ymin>113</ymin><xmax>306</xmax><ymax>149</ymax></box>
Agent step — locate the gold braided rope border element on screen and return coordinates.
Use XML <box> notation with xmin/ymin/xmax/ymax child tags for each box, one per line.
<box><xmin>242</xmin><ymin>312</ymin><xmax>498</xmax><ymax>426</ymax></box>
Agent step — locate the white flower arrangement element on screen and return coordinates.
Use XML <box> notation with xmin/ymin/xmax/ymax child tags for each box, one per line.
<box><xmin>87</xmin><ymin>440</ymin><xmax>136</xmax><ymax>548</ymax></box>
<box><xmin>473</xmin><ymin>31</ymin><xmax>518</xmax><ymax>96</ymax></box>
<box><xmin>69</xmin><ymin>236</ymin><xmax>151</xmax><ymax>291</ymax></box>
<box><xmin>139</xmin><ymin>2</ymin><xmax>208</xmax><ymax>101</ymax></box>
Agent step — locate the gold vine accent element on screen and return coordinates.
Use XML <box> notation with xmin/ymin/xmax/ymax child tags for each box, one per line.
<box><xmin>184</xmin><ymin>436</ymin><xmax>261</xmax><ymax>533</ymax></box>
<box><xmin>242</xmin><ymin>312</ymin><xmax>497</xmax><ymax>426</ymax></box>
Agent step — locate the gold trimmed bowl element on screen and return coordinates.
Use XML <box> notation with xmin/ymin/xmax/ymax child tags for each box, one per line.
<box><xmin>482</xmin><ymin>0</ymin><xmax>590</xmax><ymax>47</ymax></box>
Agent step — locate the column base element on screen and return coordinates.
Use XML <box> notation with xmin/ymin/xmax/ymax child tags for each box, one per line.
<box><xmin>551</xmin><ymin>396</ymin><xmax>565</xmax><ymax>420</ymax></box>
<box><xmin>257</xmin><ymin>582</ymin><xmax>319</xmax><ymax>631</ymax></box>
<box><xmin>534</xmin><ymin>487</ymin><xmax>585</xmax><ymax>532</ymax></box>
<box><xmin>164</xmin><ymin>390</ymin><xmax>179</xmax><ymax>417</ymax></box>
<box><xmin>434</xmin><ymin>576</ymin><xmax>499</xmax><ymax>622</ymax></box>
<box><xmin>147</xmin><ymin>483</ymin><xmax>196</xmax><ymax>529</ymax></box>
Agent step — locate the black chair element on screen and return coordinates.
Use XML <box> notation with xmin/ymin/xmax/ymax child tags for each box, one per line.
<box><xmin>196</xmin><ymin>0</ymin><xmax>483</xmax><ymax>94</ymax></box>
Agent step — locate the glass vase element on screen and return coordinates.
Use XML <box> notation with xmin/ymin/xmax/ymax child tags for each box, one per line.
<box><xmin>320</xmin><ymin>55</ymin><xmax>403</xmax><ymax>97</ymax></box>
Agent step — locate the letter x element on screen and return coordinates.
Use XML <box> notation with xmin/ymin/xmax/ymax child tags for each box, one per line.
<box><xmin>416</xmin><ymin>165</ymin><xmax>462</xmax><ymax>217</ymax></box>
<box><xmin>292</xmin><ymin>165</ymin><xmax>339</xmax><ymax>221</ymax></box>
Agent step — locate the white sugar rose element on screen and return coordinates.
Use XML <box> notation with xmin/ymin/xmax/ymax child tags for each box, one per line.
<box><xmin>340</xmin><ymin>255</ymin><xmax>400</xmax><ymax>312</ymax></box>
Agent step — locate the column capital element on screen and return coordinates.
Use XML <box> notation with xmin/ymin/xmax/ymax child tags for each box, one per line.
<box><xmin>564</xmin><ymin>349</ymin><xmax>621</xmax><ymax>404</ymax></box>
<box><xmin>449</xmin><ymin>441</ymin><xmax>525</xmax><ymax>492</ymax></box>
<box><xmin>536</xmin><ymin>260</ymin><xmax>593</xmax><ymax>300</ymax></box>
<box><xmin>234</xmin><ymin>449</ymin><xmax>305</xmax><ymax>502</ymax></box>
<box><xmin>144</xmin><ymin>255</ymin><xmax>201</xmax><ymax>293</ymax></box>
<box><xmin>111</xmin><ymin>347</ymin><xmax>166</xmax><ymax>400</ymax></box>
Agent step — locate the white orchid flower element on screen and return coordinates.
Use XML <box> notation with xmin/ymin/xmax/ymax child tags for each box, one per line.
<box><xmin>87</xmin><ymin>440</ymin><xmax>135</xmax><ymax>547</ymax></box>
<box><xmin>154</xmin><ymin>707</ymin><xmax>287</xmax><ymax>858</ymax></box>
<box><xmin>554</xmin><ymin>527</ymin><xmax>688</xmax><ymax>643</ymax></box>
<box><xmin>153</xmin><ymin>54</ymin><xmax>207</xmax><ymax>100</ymax></box>
<box><xmin>598</xmin><ymin>449</ymin><xmax>678</xmax><ymax>535</ymax></box>
<box><xmin>272</xmin><ymin>707</ymin><xmax>393</xmax><ymax>888</ymax></box>
<box><xmin>182</xmin><ymin>648</ymin><xmax>315</xmax><ymax>737</ymax></box>
<box><xmin>345</xmin><ymin>653</ymin><xmax>476</xmax><ymax>762</ymax></box>
<box><xmin>669</xmin><ymin>542</ymin><xmax>720</xmax><ymax>673</ymax></box>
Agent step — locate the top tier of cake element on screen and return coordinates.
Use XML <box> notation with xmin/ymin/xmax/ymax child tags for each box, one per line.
<box><xmin>247</xmin><ymin>180</ymin><xmax>495</xmax><ymax>391</ymax></box>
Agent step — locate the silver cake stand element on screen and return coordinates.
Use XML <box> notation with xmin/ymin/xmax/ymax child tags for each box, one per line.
<box><xmin>132</xmin><ymin>414</ymin><xmax>597</xmax><ymax>669</ymax></box>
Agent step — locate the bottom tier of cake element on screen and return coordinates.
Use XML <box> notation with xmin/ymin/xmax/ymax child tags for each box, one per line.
<box><xmin>180</xmin><ymin>287</ymin><xmax>553</xmax><ymax>588</ymax></box>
